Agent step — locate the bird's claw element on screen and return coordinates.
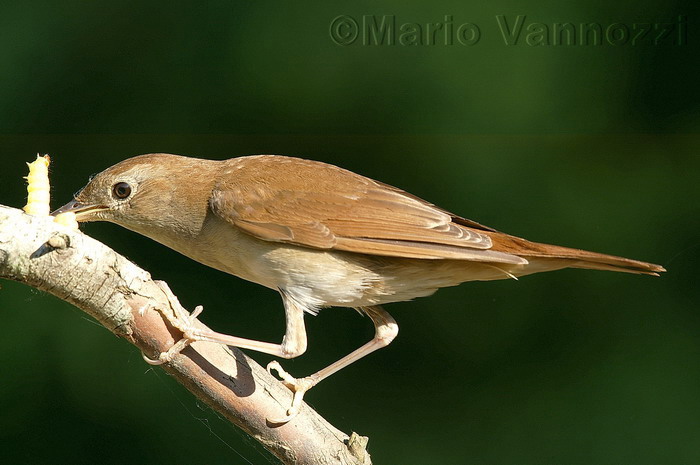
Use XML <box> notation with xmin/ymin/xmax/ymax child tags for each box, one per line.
<box><xmin>142</xmin><ymin>337</ymin><xmax>193</xmax><ymax>365</ymax></box>
<box><xmin>141</xmin><ymin>302</ymin><xmax>204</xmax><ymax>365</ymax></box>
<box><xmin>266</xmin><ymin>360</ymin><xmax>317</xmax><ymax>424</ymax></box>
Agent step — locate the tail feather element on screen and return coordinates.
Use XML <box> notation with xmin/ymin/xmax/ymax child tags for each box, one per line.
<box><xmin>488</xmin><ymin>232</ymin><xmax>666</xmax><ymax>276</ymax></box>
<box><xmin>565</xmin><ymin>259</ymin><xmax>663</xmax><ymax>276</ymax></box>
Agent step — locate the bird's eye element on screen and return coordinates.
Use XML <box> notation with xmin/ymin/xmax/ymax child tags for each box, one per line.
<box><xmin>112</xmin><ymin>182</ymin><xmax>132</xmax><ymax>199</ymax></box>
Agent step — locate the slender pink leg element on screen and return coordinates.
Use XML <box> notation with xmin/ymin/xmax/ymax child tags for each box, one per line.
<box><xmin>145</xmin><ymin>283</ymin><xmax>398</xmax><ymax>423</ymax></box>
<box><xmin>144</xmin><ymin>284</ymin><xmax>308</xmax><ymax>364</ymax></box>
<box><xmin>267</xmin><ymin>305</ymin><xmax>398</xmax><ymax>423</ymax></box>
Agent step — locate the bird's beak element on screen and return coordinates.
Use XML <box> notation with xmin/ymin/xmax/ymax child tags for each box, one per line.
<box><xmin>51</xmin><ymin>199</ymin><xmax>108</xmax><ymax>221</ymax></box>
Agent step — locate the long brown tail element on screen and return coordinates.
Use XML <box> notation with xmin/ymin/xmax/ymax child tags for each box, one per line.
<box><xmin>488</xmin><ymin>232</ymin><xmax>666</xmax><ymax>276</ymax></box>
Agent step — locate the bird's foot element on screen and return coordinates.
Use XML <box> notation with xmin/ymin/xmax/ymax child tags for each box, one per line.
<box><xmin>266</xmin><ymin>360</ymin><xmax>317</xmax><ymax>424</ymax></box>
<box><xmin>142</xmin><ymin>284</ymin><xmax>205</xmax><ymax>365</ymax></box>
<box><xmin>142</xmin><ymin>333</ymin><xmax>195</xmax><ymax>365</ymax></box>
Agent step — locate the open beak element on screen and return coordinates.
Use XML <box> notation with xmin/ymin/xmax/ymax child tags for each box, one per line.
<box><xmin>51</xmin><ymin>199</ymin><xmax>108</xmax><ymax>221</ymax></box>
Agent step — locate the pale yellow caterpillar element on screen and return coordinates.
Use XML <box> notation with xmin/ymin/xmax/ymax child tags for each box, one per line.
<box><xmin>22</xmin><ymin>153</ymin><xmax>79</xmax><ymax>229</ymax></box>
<box><xmin>23</xmin><ymin>154</ymin><xmax>51</xmax><ymax>216</ymax></box>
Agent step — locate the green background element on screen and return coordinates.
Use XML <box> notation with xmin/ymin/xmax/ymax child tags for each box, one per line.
<box><xmin>0</xmin><ymin>1</ymin><xmax>698</xmax><ymax>464</ymax></box>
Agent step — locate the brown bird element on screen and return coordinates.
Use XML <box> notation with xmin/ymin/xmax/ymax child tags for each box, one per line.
<box><xmin>54</xmin><ymin>153</ymin><xmax>665</xmax><ymax>421</ymax></box>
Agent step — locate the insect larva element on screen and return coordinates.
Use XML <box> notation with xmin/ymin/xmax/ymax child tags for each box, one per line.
<box><xmin>23</xmin><ymin>154</ymin><xmax>51</xmax><ymax>216</ymax></box>
<box><xmin>22</xmin><ymin>153</ymin><xmax>79</xmax><ymax>229</ymax></box>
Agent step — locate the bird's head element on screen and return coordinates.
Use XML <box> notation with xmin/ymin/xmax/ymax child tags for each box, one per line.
<box><xmin>52</xmin><ymin>154</ymin><xmax>217</xmax><ymax>237</ymax></box>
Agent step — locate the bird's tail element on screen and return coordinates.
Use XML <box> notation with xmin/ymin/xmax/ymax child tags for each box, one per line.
<box><xmin>488</xmin><ymin>232</ymin><xmax>666</xmax><ymax>276</ymax></box>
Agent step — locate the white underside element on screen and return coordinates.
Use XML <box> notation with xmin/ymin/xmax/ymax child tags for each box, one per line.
<box><xmin>127</xmin><ymin>213</ymin><xmax>569</xmax><ymax>314</ymax></box>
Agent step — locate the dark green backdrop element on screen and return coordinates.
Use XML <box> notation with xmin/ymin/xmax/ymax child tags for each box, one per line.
<box><xmin>0</xmin><ymin>1</ymin><xmax>698</xmax><ymax>464</ymax></box>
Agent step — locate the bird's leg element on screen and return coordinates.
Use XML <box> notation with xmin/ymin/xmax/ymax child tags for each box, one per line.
<box><xmin>143</xmin><ymin>283</ymin><xmax>308</xmax><ymax>364</ymax></box>
<box><xmin>267</xmin><ymin>305</ymin><xmax>398</xmax><ymax>423</ymax></box>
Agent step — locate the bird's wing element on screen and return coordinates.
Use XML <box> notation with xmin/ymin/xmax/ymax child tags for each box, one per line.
<box><xmin>210</xmin><ymin>156</ymin><xmax>527</xmax><ymax>264</ymax></box>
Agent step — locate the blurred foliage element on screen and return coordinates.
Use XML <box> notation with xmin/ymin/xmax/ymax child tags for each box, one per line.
<box><xmin>0</xmin><ymin>1</ymin><xmax>698</xmax><ymax>464</ymax></box>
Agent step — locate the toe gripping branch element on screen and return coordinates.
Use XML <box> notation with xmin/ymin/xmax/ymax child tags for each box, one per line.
<box><xmin>141</xmin><ymin>281</ymin><xmax>204</xmax><ymax>366</ymax></box>
<box><xmin>266</xmin><ymin>361</ymin><xmax>318</xmax><ymax>423</ymax></box>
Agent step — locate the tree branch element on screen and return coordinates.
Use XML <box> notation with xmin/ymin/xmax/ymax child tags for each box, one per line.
<box><xmin>0</xmin><ymin>205</ymin><xmax>371</xmax><ymax>465</ymax></box>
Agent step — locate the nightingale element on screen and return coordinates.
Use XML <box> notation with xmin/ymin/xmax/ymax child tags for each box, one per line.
<box><xmin>53</xmin><ymin>153</ymin><xmax>665</xmax><ymax>422</ymax></box>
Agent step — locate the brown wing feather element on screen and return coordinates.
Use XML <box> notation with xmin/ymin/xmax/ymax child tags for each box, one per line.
<box><xmin>209</xmin><ymin>155</ymin><xmax>526</xmax><ymax>264</ymax></box>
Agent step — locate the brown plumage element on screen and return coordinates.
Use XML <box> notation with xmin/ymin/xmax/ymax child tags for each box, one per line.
<box><xmin>54</xmin><ymin>153</ymin><xmax>665</xmax><ymax>421</ymax></box>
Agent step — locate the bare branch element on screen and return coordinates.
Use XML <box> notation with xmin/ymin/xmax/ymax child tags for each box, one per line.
<box><xmin>0</xmin><ymin>205</ymin><xmax>371</xmax><ymax>465</ymax></box>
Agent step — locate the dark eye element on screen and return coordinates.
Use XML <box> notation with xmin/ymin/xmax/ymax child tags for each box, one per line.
<box><xmin>112</xmin><ymin>182</ymin><xmax>132</xmax><ymax>199</ymax></box>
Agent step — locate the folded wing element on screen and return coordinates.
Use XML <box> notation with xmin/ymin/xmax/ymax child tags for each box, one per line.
<box><xmin>209</xmin><ymin>156</ymin><xmax>527</xmax><ymax>265</ymax></box>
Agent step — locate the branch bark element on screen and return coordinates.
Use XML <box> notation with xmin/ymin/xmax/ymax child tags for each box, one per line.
<box><xmin>0</xmin><ymin>205</ymin><xmax>371</xmax><ymax>465</ymax></box>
